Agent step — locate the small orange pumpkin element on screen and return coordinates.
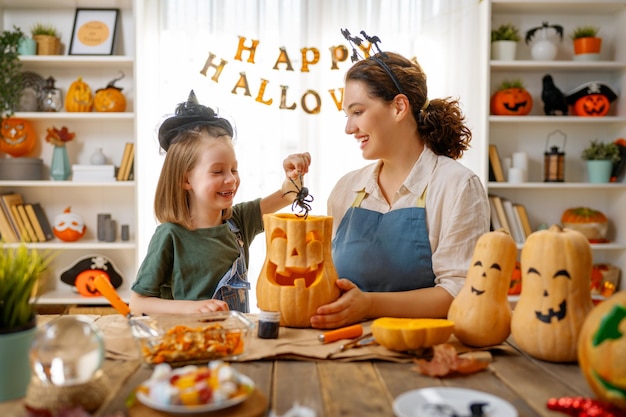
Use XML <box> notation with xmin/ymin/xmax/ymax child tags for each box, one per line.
<box><xmin>65</xmin><ymin>77</ymin><xmax>94</xmax><ymax>112</ymax></box>
<box><xmin>53</xmin><ymin>206</ymin><xmax>87</xmax><ymax>242</ymax></box>
<box><xmin>371</xmin><ymin>318</ymin><xmax>454</xmax><ymax>352</ymax></box>
<box><xmin>573</xmin><ymin>94</ymin><xmax>611</xmax><ymax>117</ymax></box>
<box><xmin>561</xmin><ymin>207</ymin><xmax>608</xmax><ymax>243</ymax></box>
<box><xmin>490</xmin><ymin>81</ymin><xmax>533</xmax><ymax>116</ymax></box>
<box><xmin>76</xmin><ymin>270</ymin><xmax>110</xmax><ymax>297</ymax></box>
<box><xmin>0</xmin><ymin>118</ymin><xmax>37</xmax><ymax>157</ymax></box>
<box><xmin>256</xmin><ymin>214</ymin><xmax>340</xmax><ymax>328</ymax></box>
<box><xmin>448</xmin><ymin>229</ymin><xmax>517</xmax><ymax>347</ymax></box>
<box><xmin>511</xmin><ymin>224</ymin><xmax>594</xmax><ymax>362</ymax></box>
<box><xmin>508</xmin><ymin>262</ymin><xmax>522</xmax><ymax>295</ymax></box>
<box><xmin>94</xmin><ymin>73</ymin><xmax>127</xmax><ymax>112</ymax></box>
<box><xmin>577</xmin><ymin>291</ymin><xmax>626</xmax><ymax>409</ymax></box>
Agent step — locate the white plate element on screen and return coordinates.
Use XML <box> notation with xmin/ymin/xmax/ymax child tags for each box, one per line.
<box><xmin>136</xmin><ymin>374</ymin><xmax>254</xmax><ymax>414</ymax></box>
<box><xmin>393</xmin><ymin>387</ymin><xmax>517</xmax><ymax>417</ymax></box>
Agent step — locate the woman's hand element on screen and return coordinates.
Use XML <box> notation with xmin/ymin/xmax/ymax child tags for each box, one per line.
<box><xmin>309</xmin><ymin>279</ymin><xmax>372</xmax><ymax>329</ymax></box>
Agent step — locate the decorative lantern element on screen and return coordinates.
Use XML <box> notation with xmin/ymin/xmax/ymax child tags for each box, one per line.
<box><xmin>256</xmin><ymin>214</ymin><xmax>340</xmax><ymax>328</ymax></box>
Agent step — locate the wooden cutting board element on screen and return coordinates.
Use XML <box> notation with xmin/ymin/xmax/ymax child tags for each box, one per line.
<box><xmin>128</xmin><ymin>388</ymin><xmax>267</xmax><ymax>417</ymax></box>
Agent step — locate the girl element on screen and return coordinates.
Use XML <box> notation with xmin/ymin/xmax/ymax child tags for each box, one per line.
<box><xmin>130</xmin><ymin>91</ymin><xmax>311</xmax><ymax>314</ymax></box>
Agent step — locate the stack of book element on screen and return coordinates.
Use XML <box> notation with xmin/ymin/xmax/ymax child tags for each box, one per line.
<box><xmin>488</xmin><ymin>194</ymin><xmax>533</xmax><ymax>244</ymax></box>
<box><xmin>117</xmin><ymin>142</ymin><xmax>134</xmax><ymax>181</ymax></box>
<box><xmin>0</xmin><ymin>192</ymin><xmax>54</xmax><ymax>243</ymax></box>
<box><xmin>72</xmin><ymin>164</ymin><xmax>116</xmax><ymax>182</ymax></box>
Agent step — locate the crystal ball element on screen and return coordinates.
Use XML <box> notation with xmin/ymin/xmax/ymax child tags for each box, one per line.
<box><xmin>30</xmin><ymin>315</ymin><xmax>104</xmax><ymax>386</ymax></box>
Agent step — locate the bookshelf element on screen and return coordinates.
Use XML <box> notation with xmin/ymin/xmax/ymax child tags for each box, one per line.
<box><xmin>0</xmin><ymin>0</ymin><xmax>137</xmax><ymax>303</ymax></box>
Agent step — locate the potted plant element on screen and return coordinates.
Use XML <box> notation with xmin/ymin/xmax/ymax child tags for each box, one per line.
<box><xmin>31</xmin><ymin>23</ymin><xmax>60</xmax><ymax>55</ymax></box>
<box><xmin>0</xmin><ymin>243</ymin><xmax>52</xmax><ymax>401</ymax></box>
<box><xmin>491</xmin><ymin>23</ymin><xmax>520</xmax><ymax>61</ymax></box>
<box><xmin>0</xmin><ymin>26</ymin><xmax>25</xmax><ymax>119</ymax></box>
<box><xmin>571</xmin><ymin>25</ymin><xmax>601</xmax><ymax>60</ymax></box>
<box><xmin>581</xmin><ymin>139</ymin><xmax>621</xmax><ymax>183</ymax></box>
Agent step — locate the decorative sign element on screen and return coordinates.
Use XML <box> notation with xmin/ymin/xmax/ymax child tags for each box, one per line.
<box><xmin>69</xmin><ymin>8</ymin><xmax>119</xmax><ymax>55</ymax></box>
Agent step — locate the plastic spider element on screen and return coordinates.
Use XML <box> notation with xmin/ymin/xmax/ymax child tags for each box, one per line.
<box><xmin>283</xmin><ymin>174</ymin><xmax>314</xmax><ymax>219</ymax></box>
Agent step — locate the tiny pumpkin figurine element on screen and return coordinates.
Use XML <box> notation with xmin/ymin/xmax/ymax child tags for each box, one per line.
<box><xmin>490</xmin><ymin>80</ymin><xmax>533</xmax><ymax>116</ymax></box>
<box><xmin>53</xmin><ymin>206</ymin><xmax>87</xmax><ymax>242</ymax></box>
<box><xmin>65</xmin><ymin>76</ymin><xmax>94</xmax><ymax>112</ymax></box>
<box><xmin>256</xmin><ymin>213</ymin><xmax>340</xmax><ymax>328</ymax></box>
<box><xmin>577</xmin><ymin>291</ymin><xmax>626</xmax><ymax>410</ymax></box>
<box><xmin>94</xmin><ymin>72</ymin><xmax>127</xmax><ymax>112</ymax></box>
<box><xmin>565</xmin><ymin>81</ymin><xmax>618</xmax><ymax>117</ymax></box>
<box><xmin>448</xmin><ymin>229</ymin><xmax>517</xmax><ymax>347</ymax></box>
<box><xmin>561</xmin><ymin>207</ymin><xmax>609</xmax><ymax>243</ymax></box>
<box><xmin>511</xmin><ymin>224</ymin><xmax>594</xmax><ymax>362</ymax></box>
<box><xmin>0</xmin><ymin>117</ymin><xmax>37</xmax><ymax>157</ymax></box>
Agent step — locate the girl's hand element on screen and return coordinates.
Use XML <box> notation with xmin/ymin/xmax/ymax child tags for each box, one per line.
<box><xmin>195</xmin><ymin>299</ymin><xmax>229</xmax><ymax>314</ymax></box>
<box><xmin>309</xmin><ymin>279</ymin><xmax>372</xmax><ymax>329</ymax></box>
<box><xmin>283</xmin><ymin>152</ymin><xmax>311</xmax><ymax>180</ymax></box>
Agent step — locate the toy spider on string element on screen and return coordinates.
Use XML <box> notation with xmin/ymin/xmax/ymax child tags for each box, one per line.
<box><xmin>283</xmin><ymin>173</ymin><xmax>314</xmax><ymax>219</ymax></box>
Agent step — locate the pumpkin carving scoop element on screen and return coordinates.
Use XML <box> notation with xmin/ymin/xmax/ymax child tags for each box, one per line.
<box><xmin>94</xmin><ymin>274</ymin><xmax>159</xmax><ymax>337</ymax></box>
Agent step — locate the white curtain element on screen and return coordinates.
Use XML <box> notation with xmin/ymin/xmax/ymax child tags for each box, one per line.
<box><xmin>136</xmin><ymin>0</ymin><xmax>484</xmax><ymax>311</ymax></box>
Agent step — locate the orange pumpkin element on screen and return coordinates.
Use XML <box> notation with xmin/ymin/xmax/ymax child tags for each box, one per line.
<box><xmin>76</xmin><ymin>270</ymin><xmax>110</xmax><ymax>297</ymax></box>
<box><xmin>490</xmin><ymin>82</ymin><xmax>533</xmax><ymax>116</ymax></box>
<box><xmin>94</xmin><ymin>73</ymin><xmax>127</xmax><ymax>112</ymax></box>
<box><xmin>0</xmin><ymin>118</ymin><xmax>37</xmax><ymax>157</ymax></box>
<box><xmin>53</xmin><ymin>207</ymin><xmax>87</xmax><ymax>242</ymax></box>
<box><xmin>448</xmin><ymin>229</ymin><xmax>517</xmax><ymax>347</ymax></box>
<box><xmin>65</xmin><ymin>77</ymin><xmax>94</xmax><ymax>112</ymax></box>
<box><xmin>577</xmin><ymin>291</ymin><xmax>626</xmax><ymax>409</ymax></box>
<box><xmin>508</xmin><ymin>262</ymin><xmax>522</xmax><ymax>295</ymax></box>
<box><xmin>573</xmin><ymin>94</ymin><xmax>611</xmax><ymax>117</ymax></box>
<box><xmin>371</xmin><ymin>318</ymin><xmax>454</xmax><ymax>352</ymax></box>
<box><xmin>511</xmin><ymin>224</ymin><xmax>594</xmax><ymax>362</ymax></box>
<box><xmin>256</xmin><ymin>213</ymin><xmax>340</xmax><ymax>328</ymax></box>
<box><xmin>561</xmin><ymin>207</ymin><xmax>608</xmax><ymax>243</ymax></box>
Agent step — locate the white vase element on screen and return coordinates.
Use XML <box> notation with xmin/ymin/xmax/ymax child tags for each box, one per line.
<box><xmin>530</xmin><ymin>28</ymin><xmax>559</xmax><ymax>61</ymax></box>
<box><xmin>491</xmin><ymin>40</ymin><xmax>517</xmax><ymax>61</ymax></box>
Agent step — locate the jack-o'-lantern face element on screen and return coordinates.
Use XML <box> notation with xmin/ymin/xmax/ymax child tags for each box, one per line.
<box><xmin>53</xmin><ymin>207</ymin><xmax>87</xmax><ymax>242</ymax></box>
<box><xmin>490</xmin><ymin>87</ymin><xmax>533</xmax><ymax>116</ymax></box>
<box><xmin>573</xmin><ymin>94</ymin><xmax>611</xmax><ymax>117</ymax></box>
<box><xmin>76</xmin><ymin>270</ymin><xmax>110</xmax><ymax>297</ymax></box>
<box><xmin>0</xmin><ymin>118</ymin><xmax>36</xmax><ymax>157</ymax></box>
<box><xmin>578</xmin><ymin>291</ymin><xmax>626</xmax><ymax>409</ymax></box>
<box><xmin>256</xmin><ymin>214</ymin><xmax>340</xmax><ymax>327</ymax></box>
<box><xmin>511</xmin><ymin>224</ymin><xmax>595</xmax><ymax>362</ymax></box>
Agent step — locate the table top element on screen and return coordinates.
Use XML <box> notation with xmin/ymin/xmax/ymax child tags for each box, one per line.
<box><xmin>0</xmin><ymin>314</ymin><xmax>598</xmax><ymax>417</ymax></box>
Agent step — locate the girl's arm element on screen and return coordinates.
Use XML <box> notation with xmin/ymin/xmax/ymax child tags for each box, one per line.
<box><xmin>260</xmin><ymin>152</ymin><xmax>311</xmax><ymax>214</ymax></box>
<box><xmin>129</xmin><ymin>292</ymin><xmax>228</xmax><ymax>315</ymax></box>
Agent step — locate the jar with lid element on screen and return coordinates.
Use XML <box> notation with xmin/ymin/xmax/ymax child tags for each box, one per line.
<box><xmin>40</xmin><ymin>76</ymin><xmax>63</xmax><ymax>112</ymax></box>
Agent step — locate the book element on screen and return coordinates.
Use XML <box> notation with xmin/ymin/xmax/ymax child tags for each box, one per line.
<box><xmin>117</xmin><ymin>142</ymin><xmax>134</xmax><ymax>181</ymax></box>
<box><xmin>16</xmin><ymin>204</ymin><xmax>37</xmax><ymax>242</ymax></box>
<box><xmin>514</xmin><ymin>203</ymin><xmax>533</xmax><ymax>238</ymax></box>
<box><xmin>121</xmin><ymin>143</ymin><xmax>135</xmax><ymax>180</ymax></box>
<box><xmin>489</xmin><ymin>145</ymin><xmax>505</xmax><ymax>182</ymax></box>
<box><xmin>490</xmin><ymin>195</ymin><xmax>511</xmax><ymax>236</ymax></box>
<box><xmin>1</xmin><ymin>192</ymin><xmax>27</xmax><ymax>241</ymax></box>
<box><xmin>30</xmin><ymin>203</ymin><xmax>54</xmax><ymax>241</ymax></box>
<box><xmin>10</xmin><ymin>204</ymin><xmax>30</xmax><ymax>242</ymax></box>
<box><xmin>502</xmin><ymin>198</ymin><xmax>524</xmax><ymax>243</ymax></box>
<box><xmin>488</xmin><ymin>195</ymin><xmax>502</xmax><ymax>231</ymax></box>
<box><xmin>24</xmin><ymin>203</ymin><xmax>46</xmax><ymax>242</ymax></box>
<box><xmin>0</xmin><ymin>202</ymin><xmax>18</xmax><ymax>243</ymax></box>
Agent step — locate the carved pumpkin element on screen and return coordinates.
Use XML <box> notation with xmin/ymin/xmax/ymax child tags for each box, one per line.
<box><xmin>94</xmin><ymin>73</ymin><xmax>127</xmax><ymax>112</ymax></box>
<box><xmin>0</xmin><ymin>118</ymin><xmax>37</xmax><ymax>157</ymax></box>
<box><xmin>511</xmin><ymin>224</ymin><xmax>594</xmax><ymax>362</ymax></box>
<box><xmin>53</xmin><ymin>206</ymin><xmax>87</xmax><ymax>242</ymax></box>
<box><xmin>65</xmin><ymin>77</ymin><xmax>94</xmax><ymax>112</ymax></box>
<box><xmin>573</xmin><ymin>94</ymin><xmax>611</xmax><ymax>117</ymax></box>
<box><xmin>371</xmin><ymin>318</ymin><xmax>454</xmax><ymax>352</ymax></box>
<box><xmin>256</xmin><ymin>213</ymin><xmax>340</xmax><ymax>328</ymax></box>
<box><xmin>490</xmin><ymin>82</ymin><xmax>533</xmax><ymax>116</ymax></box>
<box><xmin>578</xmin><ymin>291</ymin><xmax>626</xmax><ymax>409</ymax></box>
<box><xmin>76</xmin><ymin>270</ymin><xmax>110</xmax><ymax>297</ymax></box>
<box><xmin>448</xmin><ymin>229</ymin><xmax>517</xmax><ymax>347</ymax></box>
<box><xmin>508</xmin><ymin>262</ymin><xmax>522</xmax><ymax>295</ymax></box>
<box><xmin>561</xmin><ymin>207</ymin><xmax>608</xmax><ymax>243</ymax></box>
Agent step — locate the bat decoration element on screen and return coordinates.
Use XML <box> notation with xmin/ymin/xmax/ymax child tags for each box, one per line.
<box><xmin>525</xmin><ymin>21</ymin><xmax>564</xmax><ymax>45</ymax></box>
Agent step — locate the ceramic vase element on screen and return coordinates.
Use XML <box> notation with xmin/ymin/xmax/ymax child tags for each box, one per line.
<box><xmin>587</xmin><ymin>160</ymin><xmax>612</xmax><ymax>183</ymax></box>
<box><xmin>491</xmin><ymin>40</ymin><xmax>517</xmax><ymax>61</ymax></box>
<box><xmin>0</xmin><ymin>323</ymin><xmax>37</xmax><ymax>401</ymax></box>
<box><xmin>50</xmin><ymin>145</ymin><xmax>71</xmax><ymax>181</ymax></box>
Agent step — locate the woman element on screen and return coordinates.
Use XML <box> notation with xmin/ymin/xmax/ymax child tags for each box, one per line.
<box><xmin>310</xmin><ymin>52</ymin><xmax>490</xmax><ymax>329</ymax></box>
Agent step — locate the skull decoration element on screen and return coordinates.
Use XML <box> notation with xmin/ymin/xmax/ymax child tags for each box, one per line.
<box><xmin>256</xmin><ymin>214</ymin><xmax>340</xmax><ymax>328</ymax></box>
<box><xmin>53</xmin><ymin>206</ymin><xmax>87</xmax><ymax>242</ymax></box>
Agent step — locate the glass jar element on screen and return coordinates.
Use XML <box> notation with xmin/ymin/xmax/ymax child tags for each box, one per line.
<box><xmin>40</xmin><ymin>76</ymin><xmax>63</xmax><ymax>112</ymax></box>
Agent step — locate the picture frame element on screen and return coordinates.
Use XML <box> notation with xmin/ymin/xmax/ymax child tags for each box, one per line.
<box><xmin>69</xmin><ymin>8</ymin><xmax>120</xmax><ymax>55</ymax></box>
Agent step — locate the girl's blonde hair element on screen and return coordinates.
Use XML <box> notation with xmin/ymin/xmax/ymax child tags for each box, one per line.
<box><xmin>154</xmin><ymin>125</ymin><xmax>233</xmax><ymax>229</ymax></box>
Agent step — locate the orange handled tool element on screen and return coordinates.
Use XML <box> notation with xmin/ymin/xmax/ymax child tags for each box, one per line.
<box><xmin>94</xmin><ymin>274</ymin><xmax>131</xmax><ymax>317</ymax></box>
<box><xmin>318</xmin><ymin>324</ymin><xmax>363</xmax><ymax>344</ymax></box>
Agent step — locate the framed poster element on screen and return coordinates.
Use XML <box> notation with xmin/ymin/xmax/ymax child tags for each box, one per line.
<box><xmin>69</xmin><ymin>8</ymin><xmax>119</xmax><ymax>55</ymax></box>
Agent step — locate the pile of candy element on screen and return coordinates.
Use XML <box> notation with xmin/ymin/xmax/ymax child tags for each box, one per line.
<box><xmin>138</xmin><ymin>361</ymin><xmax>253</xmax><ymax>407</ymax></box>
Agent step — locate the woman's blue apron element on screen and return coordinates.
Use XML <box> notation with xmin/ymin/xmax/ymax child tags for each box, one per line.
<box><xmin>332</xmin><ymin>188</ymin><xmax>435</xmax><ymax>292</ymax></box>
<box><xmin>211</xmin><ymin>220</ymin><xmax>250</xmax><ymax>312</ymax></box>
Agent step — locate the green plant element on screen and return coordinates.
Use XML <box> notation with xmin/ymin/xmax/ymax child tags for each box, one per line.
<box><xmin>571</xmin><ymin>25</ymin><xmax>600</xmax><ymax>40</ymax></box>
<box><xmin>0</xmin><ymin>244</ymin><xmax>52</xmax><ymax>331</ymax></box>
<box><xmin>491</xmin><ymin>24</ymin><xmax>521</xmax><ymax>42</ymax></box>
<box><xmin>0</xmin><ymin>26</ymin><xmax>25</xmax><ymax>118</ymax></box>
<box><xmin>31</xmin><ymin>23</ymin><xmax>59</xmax><ymax>38</ymax></box>
<box><xmin>581</xmin><ymin>140</ymin><xmax>621</xmax><ymax>163</ymax></box>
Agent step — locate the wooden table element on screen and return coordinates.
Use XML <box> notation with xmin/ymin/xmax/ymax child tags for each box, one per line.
<box><xmin>0</xmin><ymin>315</ymin><xmax>597</xmax><ymax>417</ymax></box>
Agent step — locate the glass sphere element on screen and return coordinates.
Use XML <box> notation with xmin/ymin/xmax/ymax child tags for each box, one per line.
<box><xmin>30</xmin><ymin>315</ymin><xmax>104</xmax><ymax>386</ymax></box>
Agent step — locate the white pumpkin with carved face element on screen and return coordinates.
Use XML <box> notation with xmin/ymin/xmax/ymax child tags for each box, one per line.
<box><xmin>256</xmin><ymin>213</ymin><xmax>340</xmax><ymax>328</ymax></box>
<box><xmin>53</xmin><ymin>207</ymin><xmax>87</xmax><ymax>242</ymax></box>
<box><xmin>511</xmin><ymin>224</ymin><xmax>594</xmax><ymax>362</ymax></box>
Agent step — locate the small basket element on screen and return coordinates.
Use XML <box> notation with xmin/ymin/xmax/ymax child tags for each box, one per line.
<box><xmin>33</xmin><ymin>35</ymin><xmax>60</xmax><ymax>55</ymax></box>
